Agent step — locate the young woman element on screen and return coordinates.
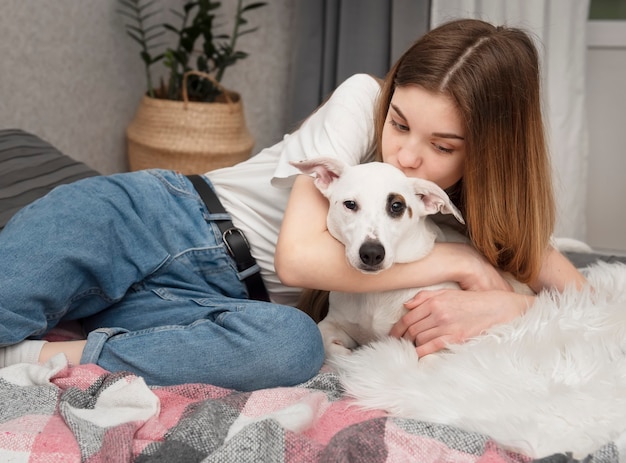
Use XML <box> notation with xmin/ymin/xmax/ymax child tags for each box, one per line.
<box><xmin>0</xmin><ymin>19</ymin><xmax>585</xmax><ymax>389</ymax></box>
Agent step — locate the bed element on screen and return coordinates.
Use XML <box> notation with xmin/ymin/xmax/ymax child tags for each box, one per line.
<box><xmin>1</xmin><ymin>129</ymin><xmax>625</xmax><ymax>463</ymax></box>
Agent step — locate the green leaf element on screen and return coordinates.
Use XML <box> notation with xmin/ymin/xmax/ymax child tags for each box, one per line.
<box><xmin>138</xmin><ymin>0</ymin><xmax>160</xmax><ymax>12</ymax></box>
<box><xmin>144</xmin><ymin>23</ymin><xmax>165</xmax><ymax>33</ymax></box>
<box><xmin>237</xmin><ymin>27</ymin><xmax>259</xmax><ymax>36</ymax></box>
<box><xmin>196</xmin><ymin>55</ymin><xmax>209</xmax><ymax>72</ymax></box>
<box><xmin>162</xmin><ymin>24</ymin><xmax>180</xmax><ymax>33</ymax></box>
<box><xmin>242</xmin><ymin>2</ymin><xmax>267</xmax><ymax>12</ymax></box>
<box><xmin>144</xmin><ymin>31</ymin><xmax>166</xmax><ymax>42</ymax></box>
<box><xmin>149</xmin><ymin>53</ymin><xmax>165</xmax><ymax>64</ymax></box>
<box><xmin>140</xmin><ymin>50</ymin><xmax>153</xmax><ymax>65</ymax></box>
<box><xmin>124</xmin><ymin>25</ymin><xmax>144</xmax><ymax>35</ymax></box>
<box><xmin>139</xmin><ymin>11</ymin><xmax>161</xmax><ymax>22</ymax></box>
<box><xmin>118</xmin><ymin>0</ymin><xmax>140</xmax><ymax>13</ymax></box>
<box><xmin>146</xmin><ymin>43</ymin><xmax>166</xmax><ymax>51</ymax></box>
<box><xmin>169</xmin><ymin>9</ymin><xmax>185</xmax><ymax>21</ymax></box>
<box><xmin>125</xmin><ymin>32</ymin><xmax>144</xmax><ymax>46</ymax></box>
<box><xmin>184</xmin><ymin>2</ymin><xmax>199</xmax><ymax>14</ymax></box>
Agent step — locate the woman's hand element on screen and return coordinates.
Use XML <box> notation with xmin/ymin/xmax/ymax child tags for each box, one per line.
<box><xmin>443</xmin><ymin>242</ymin><xmax>513</xmax><ymax>291</ymax></box>
<box><xmin>389</xmin><ymin>288</ymin><xmax>533</xmax><ymax>357</ymax></box>
<box><xmin>390</xmin><ymin>245</ymin><xmax>586</xmax><ymax>358</ymax></box>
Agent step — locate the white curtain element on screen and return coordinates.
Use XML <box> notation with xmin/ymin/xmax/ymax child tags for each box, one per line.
<box><xmin>430</xmin><ymin>0</ymin><xmax>590</xmax><ymax>241</ymax></box>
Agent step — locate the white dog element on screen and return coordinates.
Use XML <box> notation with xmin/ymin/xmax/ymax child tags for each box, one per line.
<box><xmin>293</xmin><ymin>157</ymin><xmax>528</xmax><ymax>358</ymax></box>
<box><xmin>294</xmin><ymin>157</ymin><xmax>626</xmax><ymax>459</ymax></box>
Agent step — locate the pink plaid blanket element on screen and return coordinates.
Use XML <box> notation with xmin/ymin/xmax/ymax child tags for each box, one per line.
<box><xmin>0</xmin><ymin>355</ymin><xmax>617</xmax><ymax>462</ymax></box>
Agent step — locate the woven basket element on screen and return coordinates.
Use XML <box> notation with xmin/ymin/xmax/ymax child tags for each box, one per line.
<box><xmin>126</xmin><ymin>71</ymin><xmax>254</xmax><ymax>174</ymax></box>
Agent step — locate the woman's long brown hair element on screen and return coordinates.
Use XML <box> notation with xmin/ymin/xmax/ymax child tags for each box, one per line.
<box><xmin>376</xmin><ymin>19</ymin><xmax>554</xmax><ymax>283</ymax></box>
<box><xmin>299</xmin><ymin>19</ymin><xmax>555</xmax><ymax>320</ymax></box>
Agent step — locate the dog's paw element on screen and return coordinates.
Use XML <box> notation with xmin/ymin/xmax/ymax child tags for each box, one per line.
<box><xmin>325</xmin><ymin>340</ymin><xmax>353</xmax><ymax>358</ymax></box>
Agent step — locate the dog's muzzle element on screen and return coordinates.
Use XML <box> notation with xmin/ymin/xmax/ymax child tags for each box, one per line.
<box><xmin>359</xmin><ymin>240</ymin><xmax>385</xmax><ymax>271</ymax></box>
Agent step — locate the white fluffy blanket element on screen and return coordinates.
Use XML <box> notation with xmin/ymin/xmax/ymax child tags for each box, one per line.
<box><xmin>332</xmin><ymin>262</ymin><xmax>626</xmax><ymax>459</ymax></box>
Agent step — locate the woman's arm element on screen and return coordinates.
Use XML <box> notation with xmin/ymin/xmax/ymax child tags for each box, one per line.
<box><xmin>275</xmin><ymin>174</ymin><xmax>511</xmax><ymax>293</ymax></box>
<box><xmin>390</xmin><ymin>243</ymin><xmax>588</xmax><ymax>358</ymax></box>
<box><xmin>530</xmin><ymin>245</ymin><xmax>587</xmax><ymax>293</ymax></box>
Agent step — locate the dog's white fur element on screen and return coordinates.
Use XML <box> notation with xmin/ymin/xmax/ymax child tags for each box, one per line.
<box><xmin>294</xmin><ymin>157</ymin><xmax>626</xmax><ymax>458</ymax></box>
<box><xmin>295</xmin><ymin>158</ymin><xmax>465</xmax><ymax>356</ymax></box>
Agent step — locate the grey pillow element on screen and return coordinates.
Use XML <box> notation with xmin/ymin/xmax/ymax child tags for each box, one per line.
<box><xmin>0</xmin><ymin>129</ymin><xmax>99</xmax><ymax>230</ymax></box>
<box><xmin>562</xmin><ymin>251</ymin><xmax>626</xmax><ymax>269</ymax></box>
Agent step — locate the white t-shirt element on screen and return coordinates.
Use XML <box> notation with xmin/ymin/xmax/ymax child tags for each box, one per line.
<box><xmin>206</xmin><ymin>73</ymin><xmax>380</xmax><ymax>305</ymax></box>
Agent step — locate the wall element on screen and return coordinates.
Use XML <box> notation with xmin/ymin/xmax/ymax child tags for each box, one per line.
<box><xmin>0</xmin><ymin>0</ymin><xmax>295</xmax><ymax>174</ymax></box>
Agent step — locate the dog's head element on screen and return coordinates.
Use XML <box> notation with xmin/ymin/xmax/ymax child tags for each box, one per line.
<box><xmin>292</xmin><ymin>157</ymin><xmax>464</xmax><ymax>273</ymax></box>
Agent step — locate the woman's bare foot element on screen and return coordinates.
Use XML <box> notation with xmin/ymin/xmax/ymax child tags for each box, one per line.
<box><xmin>39</xmin><ymin>340</ymin><xmax>87</xmax><ymax>365</ymax></box>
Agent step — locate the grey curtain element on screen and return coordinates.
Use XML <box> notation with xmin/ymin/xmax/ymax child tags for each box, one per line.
<box><xmin>287</xmin><ymin>0</ymin><xmax>432</xmax><ymax>128</ymax></box>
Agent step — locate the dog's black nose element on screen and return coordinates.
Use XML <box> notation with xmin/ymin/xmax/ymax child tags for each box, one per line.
<box><xmin>359</xmin><ymin>241</ymin><xmax>385</xmax><ymax>267</ymax></box>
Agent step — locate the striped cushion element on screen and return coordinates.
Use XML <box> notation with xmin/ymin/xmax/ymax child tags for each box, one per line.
<box><xmin>0</xmin><ymin>129</ymin><xmax>99</xmax><ymax>230</ymax></box>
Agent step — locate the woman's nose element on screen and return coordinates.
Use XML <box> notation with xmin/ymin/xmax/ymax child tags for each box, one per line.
<box><xmin>396</xmin><ymin>146</ymin><xmax>422</xmax><ymax>169</ymax></box>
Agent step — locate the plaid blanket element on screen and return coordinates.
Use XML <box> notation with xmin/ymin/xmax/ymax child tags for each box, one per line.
<box><xmin>0</xmin><ymin>355</ymin><xmax>619</xmax><ymax>463</ymax></box>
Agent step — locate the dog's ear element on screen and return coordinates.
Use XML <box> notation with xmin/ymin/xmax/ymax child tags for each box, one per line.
<box><xmin>411</xmin><ymin>178</ymin><xmax>465</xmax><ymax>224</ymax></box>
<box><xmin>290</xmin><ymin>157</ymin><xmax>346</xmax><ymax>196</ymax></box>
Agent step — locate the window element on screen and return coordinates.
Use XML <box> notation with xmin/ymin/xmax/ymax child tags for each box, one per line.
<box><xmin>589</xmin><ymin>0</ymin><xmax>626</xmax><ymax>20</ymax></box>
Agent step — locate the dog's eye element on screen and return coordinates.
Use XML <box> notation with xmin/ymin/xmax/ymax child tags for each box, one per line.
<box><xmin>390</xmin><ymin>201</ymin><xmax>405</xmax><ymax>214</ymax></box>
<box><xmin>343</xmin><ymin>200</ymin><xmax>358</xmax><ymax>211</ymax></box>
<box><xmin>387</xmin><ymin>194</ymin><xmax>407</xmax><ymax>218</ymax></box>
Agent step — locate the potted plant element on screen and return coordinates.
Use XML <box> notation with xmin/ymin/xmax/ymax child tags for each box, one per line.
<box><xmin>118</xmin><ymin>0</ymin><xmax>267</xmax><ymax>173</ymax></box>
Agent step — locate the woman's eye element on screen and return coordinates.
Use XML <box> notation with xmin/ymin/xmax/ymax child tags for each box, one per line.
<box><xmin>389</xmin><ymin>119</ymin><xmax>409</xmax><ymax>132</ymax></box>
<box><xmin>433</xmin><ymin>143</ymin><xmax>454</xmax><ymax>154</ymax></box>
<box><xmin>343</xmin><ymin>200</ymin><xmax>358</xmax><ymax>211</ymax></box>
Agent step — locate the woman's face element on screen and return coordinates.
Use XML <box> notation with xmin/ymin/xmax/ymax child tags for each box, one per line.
<box><xmin>381</xmin><ymin>85</ymin><xmax>466</xmax><ymax>190</ymax></box>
